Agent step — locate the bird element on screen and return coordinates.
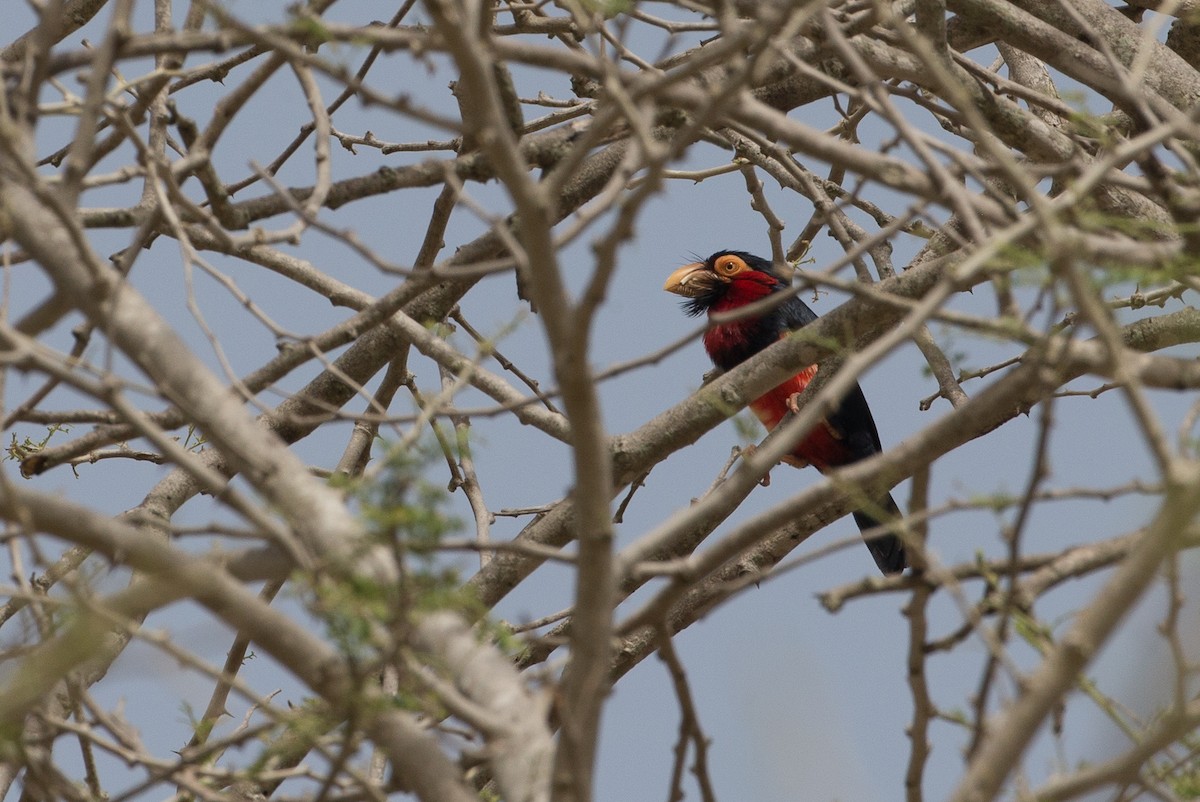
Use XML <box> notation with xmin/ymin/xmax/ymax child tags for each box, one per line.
<box><xmin>663</xmin><ymin>249</ymin><xmax>906</xmax><ymax>575</ymax></box>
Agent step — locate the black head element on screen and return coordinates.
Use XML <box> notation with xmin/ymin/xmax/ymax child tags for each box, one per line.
<box><xmin>663</xmin><ymin>250</ymin><xmax>786</xmax><ymax>316</ymax></box>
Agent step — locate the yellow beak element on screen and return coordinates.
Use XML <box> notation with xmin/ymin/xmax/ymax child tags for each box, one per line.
<box><xmin>662</xmin><ymin>262</ymin><xmax>718</xmax><ymax>297</ymax></box>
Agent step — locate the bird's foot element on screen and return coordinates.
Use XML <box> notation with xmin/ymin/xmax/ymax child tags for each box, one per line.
<box><xmin>736</xmin><ymin>444</ymin><xmax>772</xmax><ymax>486</ymax></box>
<box><xmin>784</xmin><ymin>392</ymin><xmax>844</xmax><ymax>443</ymax></box>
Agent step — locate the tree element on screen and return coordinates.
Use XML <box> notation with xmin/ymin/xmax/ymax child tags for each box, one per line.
<box><xmin>1</xmin><ymin>0</ymin><xmax>1199</xmax><ymax>800</ymax></box>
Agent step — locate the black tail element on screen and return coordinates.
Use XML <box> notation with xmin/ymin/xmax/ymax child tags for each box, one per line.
<box><xmin>852</xmin><ymin>492</ymin><xmax>907</xmax><ymax>575</ymax></box>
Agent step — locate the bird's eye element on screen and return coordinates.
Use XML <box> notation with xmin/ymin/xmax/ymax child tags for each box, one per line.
<box><xmin>715</xmin><ymin>255</ymin><xmax>746</xmax><ymax>276</ymax></box>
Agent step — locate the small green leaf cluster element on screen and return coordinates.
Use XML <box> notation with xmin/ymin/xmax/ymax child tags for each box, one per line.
<box><xmin>5</xmin><ymin>424</ymin><xmax>68</xmax><ymax>462</ymax></box>
<box><xmin>1165</xmin><ymin>760</ymin><xmax>1200</xmax><ymax>799</ymax></box>
<box><xmin>314</xmin><ymin>442</ymin><xmax>483</xmax><ymax>662</ymax></box>
<box><xmin>732</xmin><ymin>411</ymin><xmax>763</xmax><ymax>443</ymax></box>
<box><xmin>577</xmin><ymin>0</ymin><xmax>634</xmax><ymax>19</ymax></box>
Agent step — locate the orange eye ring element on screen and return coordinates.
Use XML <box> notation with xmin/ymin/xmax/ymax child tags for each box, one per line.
<box><xmin>714</xmin><ymin>254</ymin><xmax>746</xmax><ymax>276</ymax></box>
